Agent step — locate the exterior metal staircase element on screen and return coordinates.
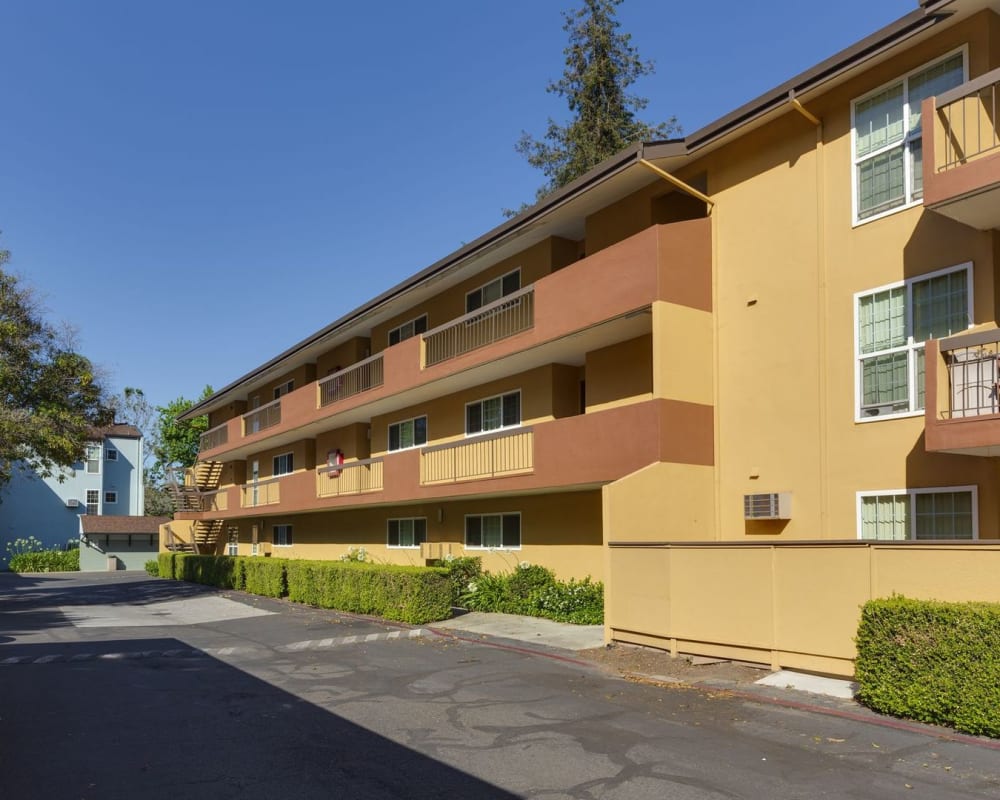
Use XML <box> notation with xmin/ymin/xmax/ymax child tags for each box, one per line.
<box><xmin>163</xmin><ymin>462</ymin><xmax>225</xmax><ymax>554</ymax></box>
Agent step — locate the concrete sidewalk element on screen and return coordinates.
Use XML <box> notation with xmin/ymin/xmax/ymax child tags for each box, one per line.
<box><xmin>430</xmin><ymin>611</ymin><xmax>605</xmax><ymax>651</ymax></box>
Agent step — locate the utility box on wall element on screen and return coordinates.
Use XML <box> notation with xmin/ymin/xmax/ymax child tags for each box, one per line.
<box><xmin>743</xmin><ymin>492</ymin><xmax>792</xmax><ymax>520</ymax></box>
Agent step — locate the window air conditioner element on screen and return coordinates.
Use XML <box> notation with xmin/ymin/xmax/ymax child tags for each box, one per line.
<box><xmin>744</xmin><ymin>492</ymin><xmax>792</xmax><ymax>520</ymax></box>
<box><xmin>66</xmin><ymin>498</ymin><xmax>80</xmax><ymax>508</ymax></box>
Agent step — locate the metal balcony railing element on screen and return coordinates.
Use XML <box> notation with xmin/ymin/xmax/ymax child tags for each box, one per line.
<box><xmin>199</xmin><ymin>422</ymin><xmax>229</xmax><ymax>453</ymax></box>
<box><xmin>242</xmin><ymin>398</ymin><xmax>281</xmax><ymax>436</ymax></box>
<box><xmin>240</xmin><ymin>477</ymin><xmax>281</xmax><ymax>508</ymax></box>
<box><xmin>317</xmin><ymin>353</ymin><xmax>384</xmax><ymax>407</ymax></box>
<box><xmin>316</xmin><ymin>457</ymin><xmax>384</xmax><ymax>498</ymax></box>
<box><xmin>423</xmin><ymin>286</ymin><xmax>534</xmax><ymax>367</ymax></box>
<box><xmin>936</xmin><ymin>67</ymin><xmax>1000</xmax><ymax>171</ymax></box>
<box><xmin>942</xmin><ymin>333</ymin><xmax>1000</xmax><ymax>418</ymax></box>
<box><xmin>420</xmin><ymin>427</ymin><xmax>534</xmax><ymax>485</ymax></box>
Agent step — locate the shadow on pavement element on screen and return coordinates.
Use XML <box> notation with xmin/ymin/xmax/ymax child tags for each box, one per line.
<box><xmin>0</xmin><ymin>637</ymin><xmax>519</xmax><ymax>800</ymax></box>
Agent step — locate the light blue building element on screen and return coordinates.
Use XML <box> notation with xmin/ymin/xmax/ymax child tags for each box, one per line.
<box><xmin>1</xmin><ymin>424</ymin><xmax>145</xmax><ymax>566</ymax></box>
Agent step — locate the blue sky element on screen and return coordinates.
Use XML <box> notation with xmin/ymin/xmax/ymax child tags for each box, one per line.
<box><xmin>0</xmin><ymin>0</ymin><xmax>916</xmax><ymax>412</ymax></box>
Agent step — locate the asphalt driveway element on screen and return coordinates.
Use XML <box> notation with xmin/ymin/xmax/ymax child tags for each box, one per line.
<box><xmin>1</xmin><ymin>572</ymin><xmax>998</xmax><ymax>799</ymax></box>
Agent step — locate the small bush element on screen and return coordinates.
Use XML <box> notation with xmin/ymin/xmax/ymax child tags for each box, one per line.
<box><xmin>856</xmin><ymin>596</ymin><xmax>1000</xmax><ymax>737</ymax></box>
<box><xmin>286</xmin><ymin>560</ymin><xmax>451</xmax><ymax>624</ymax></box>
<box><xmin>145</xmin><ymin>560</ymin><xmax>160</xmax><ymax>577</ymax></box>
<box><xmin>158</xmin><ymin>552</ymin><xmax>176</xmax><ymax>580</ymax></box>
<box><xmin>8</xmin><ymin>547</ymin><xmax>80</xmax><ymax>573</ymax></box>
<box><xmin>433</xmin><ymin>556</ymin><xmax>482</xmax><ymax>606</ymax></box>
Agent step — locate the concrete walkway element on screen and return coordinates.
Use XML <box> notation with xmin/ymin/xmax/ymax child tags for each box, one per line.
<box><xmin>430</xmin><ymin>611</ymin><xmax>605</xmax><ymax>651</ymax></box>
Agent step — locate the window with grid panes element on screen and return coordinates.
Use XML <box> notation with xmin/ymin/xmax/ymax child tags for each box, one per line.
<box><xmin>856</xmin><ymin>265</ymin><xmax>970</xmax><ymax>418</ymax></box>
<box><xmin>388</xmin><ymin>315</ymin><xmax>428</xmax><ymax>346</ymax></box>
<box><xmin>388</xmin><ymin>416</ymin><xmax>427</xmax><ymax>451</ymax></box>
<box><xmin>859</xmin><ymin>489</ymin><xmax>975</xmax><ymax>540</ymax></box>
<box><xmin>466</xmin><ymin>269</ymin><xmax>520</xmax><ymax>313</ymax></box>
<box><xmin>466</xmin><ymin>391</ymin><xmax>520</xmax><ymax>435</ymax></box>
<box><xmin>852</xmin><ymin>52</ymin><xmax>964</xmax><ymax>222</ymax></box>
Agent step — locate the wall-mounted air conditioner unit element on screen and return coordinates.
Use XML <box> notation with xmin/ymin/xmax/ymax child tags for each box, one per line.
<box><xmin>66</xmin><ymin>498</ymin><xmax>80</xmax><ymax>508</ymax></box>
<box><xmin>744</xmin><ymin>492</ymin><xmax>792</xmax><ymax>520</ymax></box>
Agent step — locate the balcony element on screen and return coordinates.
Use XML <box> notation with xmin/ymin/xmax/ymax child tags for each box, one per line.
<box><xmin>240</xmin><ymin>477</ymin><xmax>281</xmax><ymax>508</ymax></box>
<box><xmin>423</xmin><ymin>287</ymin><xmax>535</xmax><ymax>367</ymax></box>
<box><xmin>923</xmin><ymin>68</ymin><xmax>1000</xmax><ymax>230</ymax></box>
<box><xmin>925</xmin><ymin>331</ymin><xmax>1000</xmax><ymax>456</ymax></box>
<box><xmin>420</xmin><ymin>428</ymin><xmax>534</xmax><ymax>485</ymax></box>
<box><xmin>316</xmin><ymin>457</ymin><xmax>384</xmax><ymax>498</ymax></box>
<box><xmin>243</xmin><ymin>399</ymin><xmax>281</xmax><ymax>436</ymax></box>
<box><xmin>318</xmin><ymin>354</ymin><xmax>384</xmax><ymax>407</ymax></box>
<box><xmin>201</xmin><ymin>488</ymin><xmax>229</xmax><ymax>513</ymax></box>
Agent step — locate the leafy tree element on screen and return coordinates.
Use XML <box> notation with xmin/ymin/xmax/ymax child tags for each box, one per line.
<box><xmin>515</xmin><ymin>0</ymin><xmax>679</xmax><ymax>201</ymax></box>
<box><xmin>152</xmin><ymin>386</ymin><xmax>213</xmax><ymax>477</ymax></box>
<box><xmin>109</xmin><ymin>386</ymin><xmax>176</xmax><ymax>516</ymax></box>
<box><xmin>0</xmin><ymin>245</ymin><xmax>111</xmax><ymax>487</ymax></box>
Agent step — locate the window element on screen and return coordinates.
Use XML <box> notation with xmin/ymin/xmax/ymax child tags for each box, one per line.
<box><xmin>466</xmin><ymin>269</ymin><xmax>520</xmax><ymax>313</ymax></box>
<box><xmin>855</xmin><ymin>264</ymin><xmax>971</xmax><ymax>419</ymax></box>
<box><xmin>227</xmin><ymin>529</ymin><xmax>239</xmax><ymax>556</ymax></box>
<box><xmin>273</xmin><ymin>524</ymin><xmax>293</xmax><ymax>547</ymax></box>
<box><xmin>273</xmin><ymin>452</ymin><xmax>294</xmax><ymax>476</ymax></box>
<box><xmin>104</xmin><ymin>491</ymin><xmax>118</xmax><ymax>505</ymax></box>
<box><xmin>273</xmin><ymin>380</ymin><xmax>294</xmax><ymax>400</ymax></box>
<box><xmin>465</xmin><ymin>513</ymin><xmax>520</xmax><ymax>549</ymax></box>
<box><xmin>86</xmin><ymin>490</ymin><xmax>100</xmax><ymax>515</ymax></box>
<box><xmin>466</xmin><ymin>391</ymin><xmax>520</xmax><ymax>435</ymax></box>
<box><xmin>387</xmin><ymin>518</ymin><xmax>426</xmax><ymax>548</ymax></box>
<box><xmin>388</xmin><ymin>315</ymin><xmax>428</xmax><ymax>346</ymax></box>
<box><xmin>852</xmin><ymin>51</ymin><xmax>964</xmax><ymax>223</ymax></box>
<box><xmin>85</xmin><ymin>444</ymin><xmax>101</xmax><ymax>474</ymax></box>
<box><xmin>106</xmin><ymin>448</ymin><xmax>118</xmax><ymax>461</ymax></box>
<box><xmin>858</xmin><ymin>487</ymin><xmax>977</xmax><ymax>540</ymax></box>
<box><xmin>388</xmin><ymin>416</ymin><xmax>427</xmax><ymax>451</ymax></box>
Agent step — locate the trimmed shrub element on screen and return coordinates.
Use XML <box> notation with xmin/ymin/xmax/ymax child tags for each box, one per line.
<box><xmin>285</xmin><ymin>560</ymin><xmax>451</xmax><ymax>624</ymax></box>
<box><xmin>241</xmin><ymin>557</ymin><xmax>286</xmax><ymax>598</ymax></box>
<box><xmin>145</xmin><ymin>559</ymin><xmax>159</xmax><ymax>577</ymax></box>
<box><xmin>175</xmin><ymin>555</ymin><xmax>242</xmax><ymax>589</ymax></box>
<box><xmin>856</xmin><ymin>596</ymin><xmax>1000</xmax><ymax>737</ymax></box>
<box><xmin>460</xmin><ymin>562</ymin><xmax>604</xmax><ymax>625</ymax></box>
<box><xmin>8</xmin><ymin>547</ymin><xmax>80</xmax><ymax>573</ymax></box>
<box><xmin>158</xmin><ymin>552</ymin><xmax>176</xmax><ymax>580</ymax></box>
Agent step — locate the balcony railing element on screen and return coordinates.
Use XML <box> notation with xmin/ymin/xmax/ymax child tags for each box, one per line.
<box><xmin>423</xmin><ymin>286</ymin><xmax>534</xmax><ymax>367</ymax></box>
<box><xmin>318</xmin><ymin>353</ymin><xmax>384</xmax><ymax>407</ymax></box>
<box><xmin>242</xmin><ymin>398</ymin><xmax>281</xmax><ymax>436</ymax></box>
<box><xmin>420</xmin><ymin>427</ymin><xmax>534</xmax><ymax>485</ymax></box>
<box><xmin>240</xmin><ymin>477</ymin><xmax>281</xmax><ymax>508</ymax></box>
<box><xmin>201</xmin><ymin>489</ymin><xmax>229</xmax><ymax>513</ymax></box>
<box><xmin>936</xmin><ymin>67</ymin><xmax>1000</xmax><ymax>171</ymax></box>
<box><xmin>199</xmin><ymin>422</ymin><xmax>229</xmax><ymax>453</ymax></box>
<box><xmin>941</xmin><ymin>332</ymin><xmax>1000</xmax><ymax>418</ymax></box>
<box><xmin>316</xmin><ymin>457</ymin><xmax>384</xmax><ymax>498</ymax></box>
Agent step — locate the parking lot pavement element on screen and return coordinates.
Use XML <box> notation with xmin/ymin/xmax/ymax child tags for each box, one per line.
<box><xmin>3</xmin><ymin>572</ymin><xmax>1000</xmax><ymax>800</ymax></box>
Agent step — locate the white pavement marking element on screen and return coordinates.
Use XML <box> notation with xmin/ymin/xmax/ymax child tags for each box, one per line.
<box><xmin>275</xmin><ymin>629</ymin><xmax>428</xmax><ymax>653</ymax></box>
<box><xmin>58</xmin><ymin>596</ymin><xmax>275</xmax><ymax>628</ymax></box>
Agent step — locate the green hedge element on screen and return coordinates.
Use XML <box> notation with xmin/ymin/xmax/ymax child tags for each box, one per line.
<box><xmin>158</xmin><ymin>552</ymin><xmax>176</xmax><ymax>580</ymax></box>
<box><xmin>856</xmin><ymin>596</ymin><xmax>1000</xmax><ymax>737</ymax></box>
<box><xmin>285</xmin><ymin>560</ymin><xmax>451</xmax><ymax>624</ymax></box>
<box><xmin>8</xmin><ymin>548</ymin><xmax>80</xmax><ymax>573</ymax></box>
<box><xmin>241</xmin><ymin>557</ymin><xmax>286</xmax><ymax>597</ymax></box>
<box><xmin>175</xmin><ymin>554</ymin><xmax>243</xmax><ymax>590</ymax></box>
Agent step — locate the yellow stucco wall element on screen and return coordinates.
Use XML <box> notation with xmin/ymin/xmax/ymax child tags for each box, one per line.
<box><xmin>585</xmin><ymin>335</ymin><xmax>653</xmax><ymax>412</ymax></box>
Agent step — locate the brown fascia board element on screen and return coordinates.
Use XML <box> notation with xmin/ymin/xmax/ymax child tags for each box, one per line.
<box><xmin>179</xmin><ymin>140</ymin><xmax>686</xmax><ymax>421</ymax></box>
<box><xmin>686</xmin><ymin>6</ymin><xmax>953</xmax><ymax>151</ymax></box>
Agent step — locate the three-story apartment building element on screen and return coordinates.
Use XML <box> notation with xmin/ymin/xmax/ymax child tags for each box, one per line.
<box><xmin>171</xmin><ymin>0</ymin><xmax>1000</xmax><ymax>674</ymax></box>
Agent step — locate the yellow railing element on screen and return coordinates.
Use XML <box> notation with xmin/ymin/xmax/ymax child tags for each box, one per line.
<box><xmin>318</xmin><ymin>354</ymin><xmax>384</xmax><ymax>407</ymax></box>
<box><xmin>199</xmin><ymin>422</ymin><xmax>229</xmax><ymax>452</ymax></box>
<box><xmin>316</xmin><ymin>458</ymin><xmax>384</xmax><ymax>497</ymax></box>
<box><xmin>423</xmin><ymin>286</ymin><xmax>534</xmax><ymax>367</ymax></box>
<box><xmin>935</xmin><ymin>67</ymin><xmax>1000</xmax><ymax>171</ymax></box>
<box><xmin>242</xmin><ymin>399</ymin><xmax>281</xmax><ymax>436</ymax></box>
<box><xmin>201</xmin><ymin>489</ymin><xmax>229</xmax><ymax>513</ymax></box>
<box><xmin>240</xmin><ymin>478</ymin><xmax>281</xmax><ymax>508</ymax></box>
<box><xmin>420</xmin><ymin>428</ymin><xmax>533</xmax><ymax>485</ymax></box>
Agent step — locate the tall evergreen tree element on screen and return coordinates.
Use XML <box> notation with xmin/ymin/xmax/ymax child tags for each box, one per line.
<box><xmin>516</xmin><ymin>0</ymin><xmax>679</xmax><ymax>200</ymax></box>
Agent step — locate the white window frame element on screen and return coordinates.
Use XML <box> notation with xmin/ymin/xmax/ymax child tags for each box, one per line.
<box><xmin>105</xmin><ymin>448</ymin><xmax>118</xmax><ymax>461</ymax></box>
<box><xmin>272</xmin><ymin>452</ymin><xmax>294</xmax><ymax>476</ymax></box>
<box><xmin>104</xmin><ymin>491</ymin><xmax>118</xmax><ymax>505</ymax></box>
<box><xmin>388</xmin><ymin>416</ymin><xmax>428</xmax><ymax>452</ymax></box>
<box><xmin>854</xmin><ymin>262</ymin><xmax>973</xmax><ymax>423</ymax></box>
<box><xmin>273</xmin><ymin>380</ymin><xmax>294</xmax><ymax>400</ymax></box>
<box><xmin>86</xmin><ymin>489</ymin><xmax>100</xmax><ymax>515</ymax></box>
<box><xmin>851</xmin><ymin>47</ymin><xmax>967</xmax><ymax>227</ymax></box>
<box><xmin>273</xmin><ymin>524</ymin><xmax>293</xmax><ymax>547</ymax></box>
<box><xmin>464</xmin><ymin>512</ymin><xmax>522</xmax><ymax>551</ymax></box>
<box><xmin>388</xmin><ymin>314</ymin><xmax>428</xmax><ymax>347</ymax></box>
<box><xmin>227</xmin><ymin>529</ymin><xmax>239</xmax><ymax>556</ymax></box>
<box><xmin>85</xmin><ymin>444</ymin><xmax>102</xmax><ymax>474</ymax></box>
<box><xmin>856</xmin><ymin>486</ymin><xmax>979</xmax><ymax>540</ymax></box>
<box><xmin>465</xmin><ymin>390</ymin><xmax>522</xmax><ymax>437</ymax></box>
<box><xmin>387</xmin><ymin>517</ymin><xmax>427</xmax><ymax>549</ymax></box>
<box><xmin>466</xmin><ymin>268</ymin><xmax>521</xmax><ymax>313</ymax></box>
